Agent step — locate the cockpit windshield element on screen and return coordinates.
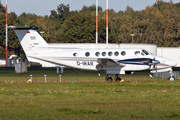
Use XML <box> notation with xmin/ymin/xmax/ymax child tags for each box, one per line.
<box><xmin>142</xmin><ymin>49</ymin><xmax>149</xmax><ymax>55</ymax></box>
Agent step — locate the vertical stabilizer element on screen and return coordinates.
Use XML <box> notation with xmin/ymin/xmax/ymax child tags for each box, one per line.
<box><xmin>9</xmin><ymin>26</ymin><xmax>48</xmax><ymax>55</ymax></box>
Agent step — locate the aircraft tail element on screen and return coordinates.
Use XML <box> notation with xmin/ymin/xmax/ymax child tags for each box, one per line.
<box><xmin>9</xmin><ymin>26</ymin><xmax>48</xmax><ymax>55</ymax></box>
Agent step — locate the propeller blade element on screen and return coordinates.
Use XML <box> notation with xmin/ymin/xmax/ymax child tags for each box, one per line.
<box><xmin>153</xmin><ymin>64</ymin><xmax>156</xmax><ymax>70</ymax></box>
<box><xmin>151</xmin><ymin>57</ymin><xmax>160</xmax><ymax>70</ymax></box>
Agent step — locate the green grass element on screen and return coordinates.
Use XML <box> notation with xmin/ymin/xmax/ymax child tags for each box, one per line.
<box><xmin>0</xmin><ymin>67</ymin><xmax>180</xmax><ymax>120</ymax></box>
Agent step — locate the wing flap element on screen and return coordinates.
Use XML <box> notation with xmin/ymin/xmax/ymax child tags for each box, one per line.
<box><xmin>96</xmin><ymin>58</ymin><xmax>124</xmax><ymax>71</ymax></box>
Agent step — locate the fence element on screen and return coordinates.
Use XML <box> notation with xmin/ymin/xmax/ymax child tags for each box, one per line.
<box><xmin>154</xmin><ymin>71</ymin><xmax>179</xmax><ymax>79</ymax></box>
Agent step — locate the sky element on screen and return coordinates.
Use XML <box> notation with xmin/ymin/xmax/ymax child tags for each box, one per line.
<box><xmin>1</xmin><ymin>0</ymin><xmax>180</xmax><ymax>16</ymax></box>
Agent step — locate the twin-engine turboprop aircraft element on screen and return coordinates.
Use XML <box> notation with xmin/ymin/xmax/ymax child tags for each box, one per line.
<box><xmin>9</xmin><ymin>26</ymin><xmax>177</xmax><ymax>81</ymax></box>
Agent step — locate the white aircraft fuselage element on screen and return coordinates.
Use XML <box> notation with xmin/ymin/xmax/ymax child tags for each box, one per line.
<box><xmin>29</xmin><ymin>47</ymin><xmax>176</xmax><ymax>73</ymax></box>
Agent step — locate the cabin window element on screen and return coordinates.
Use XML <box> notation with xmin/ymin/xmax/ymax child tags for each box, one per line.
<box><xmin>108</xmin><ymin>52</ymin><xmax>113</xmax><ymax>56</ymax></box>
<box><xmin>85</xmin><ymin>52</ymin><xmax>90</xmax><ymax>57</ymax></box>
<box><xmin>95</xmin><ymin>52</ymin><xmax>100</xmax><ymax>57</ymax></box>
<box><xmin>121</xmin><ymin>51</ymin><xmax>126</xmax><ymax>56</ymax></box>
<box><xmin>73</xmin><ymin>53</ymin><xmax>78</xmax><ymax>57</ymax></box>
<box><xmin>114</xmin><ymin>51</ymin><xmax>119</xmax><ymax>56</ymax></box>
<box><xmin>102</xmin><ymin>52</ymin><xmax>106</xmax><ymax>56</ymax></box>
<box><xmin>135</xmin><ymin>51</ymin><xmax>140</xmax><ymax>56</ymax></box>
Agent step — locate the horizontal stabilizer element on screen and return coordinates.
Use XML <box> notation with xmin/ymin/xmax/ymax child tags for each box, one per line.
<box><xmin>8</xmin><ymin>26</ymin><xmax>38</xmax><ymax>30</ymax></box>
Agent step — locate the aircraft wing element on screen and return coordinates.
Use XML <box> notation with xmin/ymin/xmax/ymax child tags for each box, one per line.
<box><xmin>96</xmin><ymin>58</ymin><xmax>124</xmax><ymax>71</ymax></box>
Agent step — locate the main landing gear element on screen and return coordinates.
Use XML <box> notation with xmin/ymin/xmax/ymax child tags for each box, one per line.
<box><xmin>105</xmin><ymin>74</ymin><xmax>122</xmax><ymax>82</ymax></box>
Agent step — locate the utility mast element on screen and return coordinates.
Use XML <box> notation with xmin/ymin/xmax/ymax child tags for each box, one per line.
<box><xmin>96</xmin><ymin>0</ymin><xmax>98</xmax><ymax>44</ymax></box>
<box><xmin>106</xmin><ymin>0</ymin><xmax>108</xmax><ymax>44</ymax></box>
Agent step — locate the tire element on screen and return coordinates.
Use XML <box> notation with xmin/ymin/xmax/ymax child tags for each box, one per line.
<box><xmin>115</xmin><ymin>77</ymin><xmax>122</xmax><ymax>81</ymax></box>
<box><xmin>169</xmin><ymin>76</ymin><xmax>175</xmax><ymax>81</ymax></box>
<box><xmin>107</xmin><ymin>77</ymin><xmax>113</xmax><ymax>82</ymax></box>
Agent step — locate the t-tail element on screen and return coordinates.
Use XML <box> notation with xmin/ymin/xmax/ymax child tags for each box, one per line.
<box><xmin>9</xmin><ymin>26</ymin><xmax>48</xmax><ymax>55</ymax></box>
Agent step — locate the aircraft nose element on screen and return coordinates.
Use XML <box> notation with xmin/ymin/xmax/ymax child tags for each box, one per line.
<box><xmin>168</xmin><ymin>60</ymin><xmax>177</xmax><ymax>67</ymax></box>
<box><xmin>163</xmin><ymin>57</ymin><xmax>177</xmax><ymax>67</ymax></box>
<box><xmin>156</xmin><ymin>56</ymin><xmax>177</xmax><ymax>67</ymax></box>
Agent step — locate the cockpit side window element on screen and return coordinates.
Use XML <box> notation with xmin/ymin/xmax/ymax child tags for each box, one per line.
<box><xmin>141</xmin><ymin>52</ymin><xmax>145</xmax><ymax>56</ymax></box>
<box><xmin>142</xmin><ymin>50</ymin><xmax>149</xmax><ymax>55</ymax></box>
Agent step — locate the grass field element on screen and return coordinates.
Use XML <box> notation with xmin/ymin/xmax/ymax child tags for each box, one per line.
<box><xmin>0</xmin><ymin>67</ymin><xmax>180</xmax><ymax>120</ymax></box>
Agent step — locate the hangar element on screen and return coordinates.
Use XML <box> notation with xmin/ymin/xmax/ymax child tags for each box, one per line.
<box><xmin>157</xmin><ymin>47</ymin><xmax>180</xmax><ymax>67</ymax></box>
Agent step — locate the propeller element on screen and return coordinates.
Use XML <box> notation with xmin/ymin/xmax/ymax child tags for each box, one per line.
<box><xmin>143</xmin><ymin>57</ymin><xmax>160</xmax><ymax>71</ymax></box>
<box><xmin>143</xmin><ymin>57</ymin><xmax>160</xmax><ymax>78</ymax></box>
<box><xmin>152</xmin><ymin>57</ymin><xmax>160</xmax><ymax>70</ymax></box>
<box><xmin>151</xmin><ymin>57</ymin><xmax>160</xmax><ymax>78</ymax></box>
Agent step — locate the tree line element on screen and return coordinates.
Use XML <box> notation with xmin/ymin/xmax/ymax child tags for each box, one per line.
<box><xmin>0</xmin><ymin>0</ymin><xmax>180</xmax><ymax>58</ymax></box>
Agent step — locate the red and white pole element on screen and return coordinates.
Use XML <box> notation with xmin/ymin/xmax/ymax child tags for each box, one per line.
<box><xmin>106</xmin><ymin>0</ymin><xmax>108</xmax><ymax>44</ymax></box>
<box><xmin>96</xmin><ymin>0</ymin><xmax>98</xmax><ymax>44</ymax></box>
<box><xmin>5</xmin><ymin>0</ymin><xmax>8</xmax><ymax>67</ymax></box>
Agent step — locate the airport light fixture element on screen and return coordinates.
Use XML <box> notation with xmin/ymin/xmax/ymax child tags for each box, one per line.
<box><xmin>30</xmin><ymin>74</ymin><xmax>33</xmax><ymax>82</ymax></box>
<box><xmin>44</xmin><ymin>75</ymin><xmax>47</xmax><ymax>83</ymax></box>
<box><xmin>131</xmin><ymin>34</ymin><xmax>135</xmax><ymax>43</ymax></box>
<box><xmin>59</xmin><ymin>75</ymin><xmax>62</xmax><ymax>83</ymax></box>
<box><xmin>40</xmin><ymin>31</ymin><xmax>45</xmax><ymax>37</ymax></box>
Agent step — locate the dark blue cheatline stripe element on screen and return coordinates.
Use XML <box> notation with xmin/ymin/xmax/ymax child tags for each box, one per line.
<box><xmin>117</xmin><ymin>58</ymin><xmax>154</xmax><ymax>66</ymax></box>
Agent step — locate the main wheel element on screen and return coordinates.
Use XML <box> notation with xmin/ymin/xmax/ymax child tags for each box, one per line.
<box><xmin>106</xmin><ymin>77</ymin><xmax>113</xmax><ymax>82</ymax></box>
<box><xmin>115</xmin><ymin>77</ymin><xmax>122</xmax><ymax>81</ymax></box>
